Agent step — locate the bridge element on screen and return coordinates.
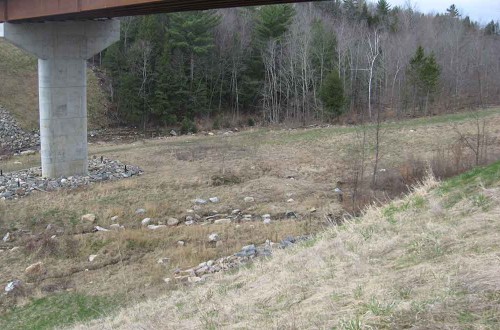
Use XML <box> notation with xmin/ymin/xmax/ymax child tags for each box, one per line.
<box><xmin>0</xmin><ymin>0</ymin><xmax>312</xmax><ymax>178</ymax></box>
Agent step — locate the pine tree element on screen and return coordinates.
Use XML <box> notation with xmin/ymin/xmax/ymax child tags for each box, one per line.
<box><xmin>446</xmin><ymin>4</ymin><xmax>460</xmax><ymax>18</ymax></box>
<box><xmin>169</xmin><ymin>11</ymin><xmax>220</xmax><ymax>85</ymax></box>
<box><xmin>320</xmin><ymin>71</ymin><xmax>346</xmax><ymax>118</ymax></box>
<box><xmin>485</xmin><ymin>20</ymin><xmax>500</xmax><ymax>35</ymax></box>
<box><xmin>376</xmin><ymin>0</ymin><xmax>391</xmax><ymax>17</ymax></box>
<box><xmin>168</xmin><ymin>10</ymin><xmax>220</xmax><ymax>117</ymax></box>
<box><xmin>311</xmin><ymin>19</ymin><xmax>337</xmax><ymax>86</ymax></box>
<box><xmin>343</xmin><ymin>0</ymin><xmax>359</xmax><ymax>21</ymax></box>
<box><xmin>255</xmin><ymin>4</ymin><xmax>295</xmax><ymax>43</ymax></box>
<box><xmin>406</xmin><ymin>46</ymin><xmax>440</xmax><ymax>114</ymax></box>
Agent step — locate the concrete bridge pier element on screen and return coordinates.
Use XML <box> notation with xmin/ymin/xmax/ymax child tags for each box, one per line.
<box><xmin>0</xmin><ymin>20</ymin><xmax>120</xmax><ymax>177</ymax></box>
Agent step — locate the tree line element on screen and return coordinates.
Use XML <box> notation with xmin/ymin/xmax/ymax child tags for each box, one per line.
<box><xmin>101</xmin><ymin>1</ymin><xmax>500</xmax><ymax>130</ymax></box>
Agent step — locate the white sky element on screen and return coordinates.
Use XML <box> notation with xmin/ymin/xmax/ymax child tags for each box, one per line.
<box><xmin>388</xmin><ymin>0</ymin><xmax>500</xmax><ymax>23</ymax></box>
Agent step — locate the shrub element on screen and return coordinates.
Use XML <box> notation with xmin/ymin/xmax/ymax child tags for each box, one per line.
<box><xmin>180</xmin><ymin>118</ymin><xmax>197</xmax><ymax>135</ymax></box>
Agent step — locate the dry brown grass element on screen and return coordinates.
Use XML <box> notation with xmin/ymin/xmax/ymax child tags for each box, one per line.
<box><xmin>71</xmin><ymin>176</ymin><xmax>500</xmax><ymax>329</ymax></box>
<box><xmin>1</xmin><ymin>108</ymin><xmax>500</xmax><ymax>328</ymax></box>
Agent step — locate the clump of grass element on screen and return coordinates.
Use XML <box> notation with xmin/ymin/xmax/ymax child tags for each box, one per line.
<box><xmin>211</xmin><ymin>174</ymin><xmax>242</xmax><ymax>186</ymax></box>
<box><xmin>0</xmin><ymin>293</ymin><xmax>119</xmax><ymax>330</ymax></box>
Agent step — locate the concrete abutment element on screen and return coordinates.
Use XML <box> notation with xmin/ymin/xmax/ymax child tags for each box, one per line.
<box><xmin>0</xmin><ymin>20</ymin><xmax>120</xmax><ymax>177</ymax></box>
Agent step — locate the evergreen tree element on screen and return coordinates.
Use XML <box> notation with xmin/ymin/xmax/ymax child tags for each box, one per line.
<box><xmin>311</xmin><ymin>19</ymin><xmax>337</xmax><ymax>86</ymax></box>
<box><xmin>343</xmin><ymin>0</ymin><xmax>359</xmax><ymax>21</ymax></box>
<box><xmin>320</xmin><ymin>71</ymin><xmax>346</xmax><ymax>118</ymax></box>
<box><xmin>255</xmin><ymin>4</ymin><xmax>295</xmax><ymax>43</ymax></box>
<box><xmin>485</xmin><ymin>20</ymin><xmax>500</xmax><ymax>35</ymax></box>
<box><xmin>446</xmin><ymin>4</ymin><xmax>460</xmax><ymax>18</ymax></box>
<box><xmin>406</xmin><ymin>46</ymin><xmax>441</xmax><ymax>114</ymax></box>
<box><xmin>168</xmin><ymin>10</ymin><xmax>220</xmax><ymax>118</ymax></box>
<box><xmin>376</xmin><ymin>0</ymin><xmax>391</xmax><ymax>17</ymax></box>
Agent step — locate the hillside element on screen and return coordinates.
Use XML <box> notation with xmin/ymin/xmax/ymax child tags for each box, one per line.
<box><xmin>0</xmin><ymin>108</ymin><xmax>500</xmax><ymax>329</ymax></box>
<box><xmin>69</xmin><ymin>162</ymin><xmax>500</xmax><ymax>329</ymax></box>
<box><xmin>76</xmin><ymin>160</ymin><xmax>500</xmax><ymax>329</ymax></box>
<box><xmin>0</xmin><ymin>39</ymin><xmax>110</xmax><ymax>131</ymax></box>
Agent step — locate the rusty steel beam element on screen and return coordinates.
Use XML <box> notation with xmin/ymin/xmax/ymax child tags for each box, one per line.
<box><xmin>0</xmin><ymin>0</ymin><xmax>318</xmax><ymax>23</ymax></box>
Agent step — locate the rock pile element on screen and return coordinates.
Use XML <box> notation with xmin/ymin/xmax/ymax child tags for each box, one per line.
<box><xmin>0</xmin><ymin>157</ymin><xmax>142</xmax><ymax>200</ymax></box>
<box><xmin>173</xmin><ymin>235</ymin><xmax>311</xmax><ymax>283</ymax></box>
<box><xmin>0</xmin><ymin>107</ymin><xmax>40</xmax><ymax>154</ymax></box>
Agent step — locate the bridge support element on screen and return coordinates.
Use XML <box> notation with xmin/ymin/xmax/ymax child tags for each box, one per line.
<box><xmin>0</xmin><ymin>20</ymin><xmax>120</xmax><ymax>177</ymax></box>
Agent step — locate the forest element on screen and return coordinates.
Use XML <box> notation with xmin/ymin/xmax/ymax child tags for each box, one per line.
<box><xmin>100</xmin><ymin>0</ymin><xmax>500</xmax><ymax>131</ymax></box>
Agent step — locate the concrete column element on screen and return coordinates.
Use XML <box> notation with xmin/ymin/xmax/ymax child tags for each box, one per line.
<box><xmin>0</xmin><ymin>20</ymin><xmax>120</xmax><ymax>177</ymax></box>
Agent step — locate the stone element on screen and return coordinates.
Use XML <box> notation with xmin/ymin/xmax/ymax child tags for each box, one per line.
<box><xmin>263</xmin><ymin>218</ymin><xmax>272</xmax><ymax>224</ymax></box>
<box><xmin>2</xmin><ymin>232</ymin><xmax>10</xmax><ymax>242</ymax></box>
<box><xmin>209</xmin><ymin>197</ymin><xmax>220</xmax><ymax>203</ymax></box>
<box><xmin>235</xmin><ymin>244</ymin><xmax>257</xmax><ymax>257</ymax></box>
<box><xmin>262</xmin><ymin>214</ymin><xmax>271</xmax><ymax>219</ymax></box>
<box><xmin>157</xmin><ymin>258</ymin><xmax>170</xmax><ymax>264</ymax></box>
<box><xmin>208</xmin><ymin>132</ymin><xmax>215</xmax><ymax>136</ymax></box>
<box><xmin>188</xmin><ymin>276</ymin><xmax>204</xmax><ymax>283</ymax></box>
<box><xmin>135</xmin><ymin>208</ymin><xmax>146</xmax><ymax>215</ymax></box>
<box><xmin>231</xmin><ymin>209</ymin><xmax>241</xmax><ymax>215</ymax></box>
<box><xmin>244</xmin><ymin>196</ymin><xmax>255</xmax><ymax>203</ymax></box>
<box><xmin>309</xmin><ymin>208</ymin><xmax>317</xmax><ymax>213</ymax></box>
<box><xmin>1</xmin><ymin>191</ymin><xmax>14</xmax><ymax>199</ymax></box>
<box><xmin>109</xmin><ymin>223</ymin><xmax>122</xmax><ymax>230</ymax></box>
<box><xmin>286</xmin><ymin>211</ymin><xmax>298</xmax><ymax>219</ymax></box>
<box><xmin>177</xmin><ymin>240</ymin><xmax>185</xmax><ymax>247</ymax></box>
<box><xmin>170</xmin><ymin>130</ymin><xmax>177</xmax><ymax>137</ymax></box>
<box><xmin>242</xmin><ymin>244</ymin><xmax>256</xmax><ymax>252</ymax></box>
<box><xmin>94</xmin><ymin>226</ymin><xmax>109</xmax><ymax>232</ymax></box>
<box><xmin>167</xmin><ymin>218</ymin><xmax>180</xmax><ymax>226</ymax></box>
<box><xmin>194</xmin><ymin>198</ymin><xmax>208</xmax><ymax>205</ymax></box>
<box><xmin>19</xmin><ymin>149</ymin><xmax>37</xmax><ymax>156</ymax></box>
<box><xmin>25</xmin><ymin>262</ymin><xmax>45</xmax><ymax>276</ymax></box>
<box><xmin>287</xmin><ymin>198</ymin><xmax>295</xmax><ymax>203</ymax></box>
<box><xmin>141</xmin><ymin>218</ymin><xmax>152</xmax><ymax>226</ymax></box>
<box><xmin>0</xmin><ymin>156</ymin><xmax>142</xmax><ymax>200</ymax></box>
<box><xmin>5</xmin><ymin>280</ymin><xmax>22</xmax><ymax>293</ymax></box>
<box><xmin>111</xmin><ymin>216</ymin><xmax>119</xmax><ymax>222</ymax></box>
<box><xmin>81</xmin><ymin>214</ymin><xmax>97</xmax><ymax>223</ymax></box>
<box><xmin>196</xmin><ymin>266</ymin><xmax>209</xmax><ymax>275</ymax></box>
<box><xmin>185</xmin><ymin>220</ymin><xmax>195</xmax><ymax>226</ymax></box>
<box><xmin>147</xmin><ymin>225</ymin><xmax>167</xmax><ymax>230</ymax></box>
<box><xmin>88</xmin><ymin>255</ymin><xmax>98</xmax><ymax>262</ymax></box>
<box><xmin>164</xmin><ymin>278</ymin><xmax>172</xmax><ymax>284</ymax></box>
<box><xmin>208</xmin><ymin>233</ymin><xmax>220</xmax><ymax>242</ymax></box>
<box><xmin>214</xmin><ymin>218</ymin><xmax>231</xmax><ymax>225</ymax></box>
<box><xmin>185</xmin><ymin>215</ymin><xmax>194</xmax><ymax>222</ymax></box>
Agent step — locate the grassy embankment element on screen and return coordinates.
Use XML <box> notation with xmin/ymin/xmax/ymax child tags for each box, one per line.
<box><xmin>0</xmin><ymin>108</ymin><xmax>499</xmax><ymax>329</ymax></box>
<box><xmin>0</xmin><ymin>39</ymin><xmax>109</xmax><ymax>131</ymax></box>
<box><xmin>72</xmin><ymin>160</ymin><xmax>500</xmax><ymax>329</ymax></box>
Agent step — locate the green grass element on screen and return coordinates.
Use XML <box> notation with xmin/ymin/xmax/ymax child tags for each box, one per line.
<box><xmin>265</xmin><ymin>107</ymin><xmax>500</xmax><ymax>145</ymax></box>
<box><xmin>0</xmin><ymin>293</ymin><xmax>119</xmax><ymax>330</ymax></box>
<box><xmin>440</xmin><ymin>160</ymin><xmax>500</xmax><ymax>194</ymax></box>
<box><xmin>439</xmin><ymin>160</ymin><xmax>500</xmax><ymax>208</ymax></box>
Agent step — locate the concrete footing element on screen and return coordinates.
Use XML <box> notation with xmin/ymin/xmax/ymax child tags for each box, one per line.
<box><xmin>0</xmin><ymin>20</ymin><xmax>120</xmax><ymax>177</ymax></box>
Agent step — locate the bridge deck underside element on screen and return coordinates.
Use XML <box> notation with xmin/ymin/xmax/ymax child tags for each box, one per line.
<box><xmin>0</xmin><ymin>0</ymin><xmax>314</xmax><ymax>22</ymax></box>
